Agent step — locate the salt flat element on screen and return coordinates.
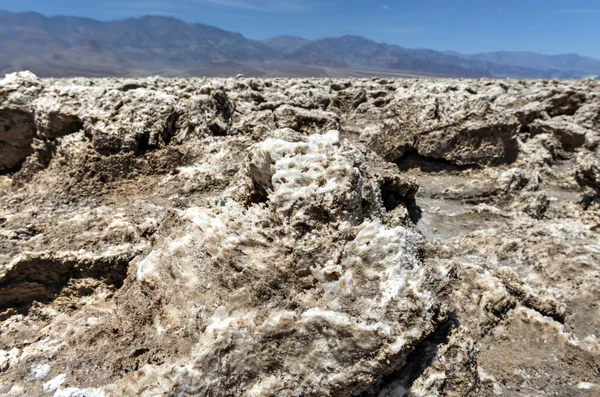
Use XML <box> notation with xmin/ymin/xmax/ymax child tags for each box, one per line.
<box><xmin>1</xmin><ymin>72</ymin><xmax>599</xmax><ymax>396</ymax></box>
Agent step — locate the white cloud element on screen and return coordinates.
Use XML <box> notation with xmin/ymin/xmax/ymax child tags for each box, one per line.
<box><xmin>381</xmin><ymin>4</ymin><xmax>389</xmax><ymax>10</ymax></box>
<box><xmin>382</xmin><ymin>26</ymin><xmax>424</xmax><ymax>34</ymax></box>
<box><xmin>552</xmin><ymin>9</ymin><xmax>600</xmax><ymax>14</ymax></box>
<box><xmin>106</xmin><ymin>1</ymin><xmax>185</xmax><ymax>10</ymax></box>
<box><xmin>194</xmin><ymin>0</ymin><xmax>307</xmax><ymax>12</ymax></box>
<box><xmin>107</xmin><ymin>0</ymin><xmax>308</xmax><ymax>13</ymax></box>
<box><xmin>104</xmin><ymin>1</ymin><xmax>193</xmax><ymax>16</ymax></box>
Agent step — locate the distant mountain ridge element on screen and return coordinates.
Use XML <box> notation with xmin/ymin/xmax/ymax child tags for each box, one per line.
<box><xmin>1</xmin><ymin>10</ymin><xmax>598</xmax><ymax>79</ymax></box>
<box><xmin>447</xmin><ymin>51</ymin><xmax>600</xmax><ymax>76</ymax></box>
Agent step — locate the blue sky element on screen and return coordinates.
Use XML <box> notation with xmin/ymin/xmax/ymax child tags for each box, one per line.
<box><xmin>1</xmin><ymin>0</ymin><xmax>599</xmax><ymax>58</ymax></box>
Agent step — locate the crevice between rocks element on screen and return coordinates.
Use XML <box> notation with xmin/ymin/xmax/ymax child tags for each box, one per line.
<box><xmin>0</xmin><ymin>253</ymin><xmax>134</xmax><ymax>312</ymax></box>
<box><xmin>359</xmin><ymin>312</ymin><xmax>460</xmax><ymax>397</ymax></box>
<box><xmin>394</xmin><ymin>149</ymin><xmax>476</xmax><ymax>173</ymax></box>
<box><xmin>0</xmin><ymin>108</ymin><xmax>37</xmax><ymax>174</ymax></box>
<box><xmin>135</xmin><ymin>111</ymin><xmax>181</xmax><ymax>153</ymax></box>
<box><xmin>380</xmin><ymin>179</ymin><xmax>422</xmax><ymax>223</ymax></box>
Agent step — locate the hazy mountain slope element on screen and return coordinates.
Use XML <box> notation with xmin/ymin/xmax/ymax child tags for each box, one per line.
<box><xmin>451</xmin><ymin>51</ymin><xmax>600</xmax><ymax>76</ymax></box>
<box><xmin>1</xmin><ymin>10</ymin><xmax>598</xmax><ymax>78</ymax></box>
<box><xmin>284</xmin><ymin>36</ymin><xmax>392</xmax><ymax>66</ymax></box>
<box><xmin>91</xmin><ymin>16</ymin><xmax>275</xmax><ymax>63</ymax></box>
<box><xmin>279</xmin><ymin>36</ymin><xmax>483</xmax><ymax>76</ymax></box>
<box><xmin>261</xmin><ymin>35</ymin><xmax>309</xmax><ymax>54</ymax></box>
<box><xmin>282</xmin><ymin>37</ymin><xmax>565</xmax><ymax>78</ymax></box>
<box><xmin>411</xmin><ymin>48</ymin><xmax>579</xmax><ymax>79</ymax></box>
<box><xmin>0</xmin><ymin>11</ymin><xmax>72</xmax><ymax>59</ymax></box>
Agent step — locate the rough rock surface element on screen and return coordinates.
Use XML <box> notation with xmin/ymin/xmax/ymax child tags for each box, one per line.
<box><xmin>1</xmin><ymin>72</ymin><xmax>599</xmax><ymax>396</ymax></box>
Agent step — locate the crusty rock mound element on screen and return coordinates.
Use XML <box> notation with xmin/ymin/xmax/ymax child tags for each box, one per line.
<box><xmin>109</xmin><ymin>131</ymin><xmax>442</xmax><ymax>395</ymax></box>
<box><xmin>1</xmin><ymin>72</ymin><xmax>599</xmax><ymax>396</ymax></box>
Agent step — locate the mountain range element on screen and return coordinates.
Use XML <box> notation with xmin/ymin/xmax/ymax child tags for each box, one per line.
<box><xmin>1</xmin><ymin>10</ymin><xmax>599</xmax><ymax>79</ymax></box>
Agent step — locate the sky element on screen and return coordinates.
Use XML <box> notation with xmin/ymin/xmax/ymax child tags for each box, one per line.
<box><xmin>1</xmin><ymin>0</ymin><xmax>599</xmax><ymax>58</ymax></box>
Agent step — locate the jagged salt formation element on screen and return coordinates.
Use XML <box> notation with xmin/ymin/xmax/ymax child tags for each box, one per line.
<box><xmin>1</xmin><ymin>72</ymin><xmax>600</xmax><ymax>396</ymax></box>
<box><xmin>89</xmin><ymin>131</ymin><xmax>445</xmax><ymax>395</ymax></box>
